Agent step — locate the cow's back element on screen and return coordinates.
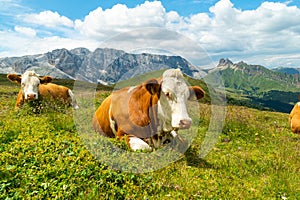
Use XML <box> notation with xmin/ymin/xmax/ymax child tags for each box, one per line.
<box><xmin>289</xmin><ymin>103</ymin><xmax>300</xmax><ymax>133</ymax></box>
<box><xmin>39</xmin><ymin>83</ymin><xmax>70</xmax><ymax>102</ymax></box>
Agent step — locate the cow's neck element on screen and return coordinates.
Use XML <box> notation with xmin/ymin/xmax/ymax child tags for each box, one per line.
<box><xmin>157</xmin><ymin>100</ymin><xmax>173</xmax><ymax>132</ymax></box>
<box><xmin>148</xmin><ymin>95</ymin><xmax>158</xmax><ymax>137</ymax></box>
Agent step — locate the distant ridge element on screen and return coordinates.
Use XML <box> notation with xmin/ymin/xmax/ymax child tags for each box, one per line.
<box><xmin>0</xmin><ymin>47</ymin><xmax>206</xmax><ymax>85</ymax></box>
<box><xmin>207</xmin><ymin>58</ymin><xmax>300</xmax><ymax>112</ymax></box>
<box><xmin>272</xmin><ymin>67</ymin><xmax>300</xmax><ymax>75</ymax></box>
<box><xmin>210</xmin><ymin>58</ymin><xmax>300</xmax><ymax>93</ymax></box>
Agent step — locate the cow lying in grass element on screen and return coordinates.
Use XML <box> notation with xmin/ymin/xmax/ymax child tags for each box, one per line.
<box><xmin>289</xmin><ymin>100</ymin><xmax>300</xmax><ymax>134</ymax></box>
<box><xmin>7</xmin><ymin>71</ymin><xmax>79</xmax><ymax>110</ymax></box>
<box><xmin>93</xmin><ymin>68</ymin><xmax>205</xmax><ymax>151</ymax></box>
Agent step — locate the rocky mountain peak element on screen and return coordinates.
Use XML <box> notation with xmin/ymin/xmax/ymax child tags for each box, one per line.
<box><xmin>218</xmin><ymin>58</ymin><xmax>233</xmax><ymax>66</ymax></box>
<box><xmin>0</xmin><ymin>47</ymin><xmax>206</xmax><ymax>84</ymax></box>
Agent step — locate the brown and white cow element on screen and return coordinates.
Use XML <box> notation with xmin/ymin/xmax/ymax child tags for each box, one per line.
<box><xmin>7</xmin><ymin>70</ymin><xmax>79</xmax><ymax>109</ymax></box>
<box><xmin>289</xmin><ymin>99</ymin><xmax>300</xmax><ymax>134</ymax></box>
<box><xmin>93</xmin><ymin>69</ymin><xmax>205</xmax><ymax>151</ymax></box>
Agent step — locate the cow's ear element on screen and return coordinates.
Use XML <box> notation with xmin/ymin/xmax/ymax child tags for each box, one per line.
<box><xmin>40</xmin><ymin>76</ymin><xmax>52</xmax><ymax>84</ymax></box>
<box><xmin>7</xmin><ymin>74</ymin><xmax>22</xmax><ymax>84</ymax></box>
<box><xmin>144</xmin><ymin>78</ymin><xmax>160</xmax><ymax>95</ymax></box>
<box><xmin>189</xmin><ymin>86</ymin><xmax>205</xmax><ymax>100</ymax></box>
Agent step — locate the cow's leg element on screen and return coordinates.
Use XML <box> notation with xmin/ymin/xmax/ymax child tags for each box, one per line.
<box><xmin>68</xmin><ymin>89</ymin><xmax>79</xmax><ymax>109</ymax></box>
<box><xmin>15</xmin><ymin>90</ymin><xmax>24</xmax><ymax>109</ymax></box>
<box><xmin>127</xmin><ymin>135</ymin><xmax>152</xmax><ymax>151</ymax></box>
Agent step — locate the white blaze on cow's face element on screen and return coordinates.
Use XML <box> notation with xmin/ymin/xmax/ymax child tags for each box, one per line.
<box><xmin>21</xmin><ymin>71</ymin><xmax>41</xmax><ymax>100</ymax></box>
<box><xmin>158</xmin><ymin>69</ymin><xmax>192</xmax><ymax>132</ymax></box>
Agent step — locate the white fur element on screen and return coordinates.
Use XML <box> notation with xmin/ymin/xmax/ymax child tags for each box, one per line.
<box><xmin>170</xmin><ymin>130</ymin><xmax>178</xmax><ymax>138</ymax></box>
<box><xmin>128</xmin><ymin>136</ymin><xmax>152</xmax><ymax>151</ymax></box>
<box><xmin>127</xmin><ymin>86</ymin><xmax>136</xmax><ymax>93</ymax></box>
<box><xmin>68</xmin><ymin>89</ymin><xmax>79</xmax><ymax>109</ymax></box>
<box><xmin>157</xmin><ymin>69</ymin><xmax>191</xmax><ymax>131</ymax></box>
<box><xmin>109</xmin><ymin>105</ymin><xmax>117</xmax><ymax>135</ymax></box>
<box><xmin>21</xmin><ymin>71</ymin><xmax>40</xmax><ymax>100</ymax></box>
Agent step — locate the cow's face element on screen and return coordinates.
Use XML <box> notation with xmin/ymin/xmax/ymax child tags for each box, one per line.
<box><xmin>156</xmin><ymin>69</ymin><xmax>205</xmax><ymax>132</ymax></box>
<box><xmin>7</xmin><ymin>71</ymin><xmax>52</xmax><ymax>100</ymax></box>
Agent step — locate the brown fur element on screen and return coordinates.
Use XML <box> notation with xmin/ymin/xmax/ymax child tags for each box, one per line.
<box><xmin>93</xmin><ymin>79</ymin><xmax>160</xmax><ymax>139</ymax></box>
<box><xmin>289</xmin><ymin>103</ymin><xmax>300</xmax><ymax>134</ymax></box>
<box><xmin>93</xmin><ymin>77</ymin><xmax>205</xmax><ymax>149</ymax></box>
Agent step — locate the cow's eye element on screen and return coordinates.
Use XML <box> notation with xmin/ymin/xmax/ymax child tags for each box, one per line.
<box><xmin>165</xmin><ymin>92</ymin><xmax>172</xmax><ymax>100</ymax></box>
<box><xmin>21</xmin><ymin>83</ymin><xmax>25</xmax><ymax>88</ymax></box>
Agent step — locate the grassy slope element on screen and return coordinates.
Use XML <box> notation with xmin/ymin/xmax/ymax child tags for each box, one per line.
<box><xmin>217</xmin><ymin>66</ymin><xmax>299</xmax><ymax>94</ymax></box>
<box><xmin>0</xmin><ymin>74</ymin><xmax>299</xmax><ymax>199</ymax></box>
<box><xmin>212</xmin><ymin>67</ymin><xmax>300</xmax><ymax>113</ymax></box>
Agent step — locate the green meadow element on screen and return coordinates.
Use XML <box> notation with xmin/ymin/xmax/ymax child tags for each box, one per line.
<box><xmin>0</xmin><ymin>74</ymin><xmax>299</xmax><ymax>199</ymax></box>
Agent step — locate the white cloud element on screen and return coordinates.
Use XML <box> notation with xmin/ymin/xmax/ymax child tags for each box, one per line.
<box><xmin>22</xmin><ymin>10</ymin><xmax>74</xmax><ymax>28</ymax></box>
<box><xmin>1</xmin><ymin>0</ymin><xmax>300</xmax><ymax>68</ymax></box>
<box><xmin>14</xmin><ymin>26</ymin><xmax>36</xmax><ymax>37</ymax></box>
<box><xmin>74</xmin><ymin>1</ymin><xmax>167</xmax><ymax>39</ymax></box>
<box><xmin>0</xmin><ymin>30</ymin><xmax>99</xmax><ymax>58</ymax></box>
<box><xmin>172</xmin><ymin>0</ymin><xmax>300</xmax><ymax>67</ymax></box>
<box><xmin>0</xmin><ymin>0</ymin><xmax>31</xmax><ymax>15</ymax></box>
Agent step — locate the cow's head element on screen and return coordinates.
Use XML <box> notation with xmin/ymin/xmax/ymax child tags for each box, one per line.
<box><xmin>7</xmin><ymin>71</ymin><xmax>52</xmax><ymax>100</ymax></box>
<box><xmin>145</xmin><ymin>68</ymin><xmax>205</xmax><ymax>132</ymax></box>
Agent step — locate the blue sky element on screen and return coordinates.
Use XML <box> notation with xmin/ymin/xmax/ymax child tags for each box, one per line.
<box><xmin>1</xmin><ymin>0</ymin><xmax>300</xmax><ymax>68</ymax></box>
<box><xmin>20</xmin><ymin>0</ymin><xmax>300</xmax><ymax>19</ymax></box>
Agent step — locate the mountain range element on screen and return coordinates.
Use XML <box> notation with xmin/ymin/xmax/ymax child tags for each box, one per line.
<box><xmin>0</xmin><ymin>48</ymin><xmax>205</xmax><ymax>85</ymax></box>
<box><xmin>272</xmin><ymin>67</ymin><xmax>300</xmax><ymax>75</ymax></box>
<box><xmin>1</xmin><ymin>48</ymin><xmax>300</xmax><ymax>113</ymax></box>
<box><xmin>208</xmin><ymin>58</ymin><xmax>300</xmax><ymax>113</ymax></box>
<box><xmin>211</xmin><ymin>58</ymin><xmax>300</xmax><ymax>94</ymax></box>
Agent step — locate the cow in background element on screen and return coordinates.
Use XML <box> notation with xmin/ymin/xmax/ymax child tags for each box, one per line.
<box><xmin>289</xmin><ymin>97</ymin><xmax>300</xmax><ymax>134</ymax></box>
<box><xmin>93</xmin><ymin>68</ymin><xmax>205</xmax><ymax>151</ymax></box>
<box><xmin>7</xmin><ymin>71</ymin><xmax>79</xmax><ymax>110</ymax></box>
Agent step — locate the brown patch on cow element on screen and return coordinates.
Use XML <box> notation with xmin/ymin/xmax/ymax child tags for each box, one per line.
<box><xmin>92</xmin><ymin>96</ymin><xmax>115</xmax><ymax>137</ymax></box>
<box><xmin>7</xmin><ymin>74</ymin><xmax>22</xmax><ymax>84</ymax></box>
<box><xmin>289</xmin><ymin>102</ymin><xmax>300</xmax><ymax>134</ymax></box>
<box><xmin>189</xmin><ymin>86</ymin><xmax>205</xmax><ymax>100</ymax></box>
<box><xmin>40</xmin><ymin>76</ymin><xmax>53</xmax><ymax>84</ymax></box>
<box><xmin>93</xmin><ymin>79</ymin><xmax>160</xmax><ymax>139</ymax></box>
<box><xmin>128</xmin><ymin>84</ymin><xmax>159</xmax><ymax>129</ymax></box>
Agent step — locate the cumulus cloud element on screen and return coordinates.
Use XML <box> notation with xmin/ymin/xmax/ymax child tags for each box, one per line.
<box><xmin>0</xmin><ymin>29</ymin><xmax>99</xmax><ymax>58</ymax></box>
<box><xmin>14</xmin><ymin>26</ymin><xmax>36</xmax><ymax>37</ymax></box>
<box><xmin>1</xmin><ymin>0</ymin><xmax>300</xmax><ymax>67</ymax></box>
<box><xmin>22</xmin><ymin>10</ymin><xmax>74</xmax><ymax>28</ymax></box>
<box><xmin>74</xmin><ymin>1</ymin><xmax>167</xmax><ymax>39</ymax></box>
<box><xmin>72</xmin><ymin>0</ymin><xmax>300</xmax><ymax>66</ymax></box>
<box><xmin>172</xmin><ymin>0</ymin><xmax>300</xmax><ymax>66</ymax></box>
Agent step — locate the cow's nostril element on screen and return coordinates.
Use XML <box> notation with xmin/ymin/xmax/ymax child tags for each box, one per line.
<box><xmin>179</xmin><ymin>119</ymin><xmax>192</xmax><ymax>129</ymax></box>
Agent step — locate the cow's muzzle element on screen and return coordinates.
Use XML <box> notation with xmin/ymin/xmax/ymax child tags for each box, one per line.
<box><xmin>26</xmin><ymin>94</ymin><xmax>37</xmax><ymax>100</ymax></box>
<box><xmin>178</xmin><ymin>119</ymin><xmax>192</xmax><ymax>129</ymax></box>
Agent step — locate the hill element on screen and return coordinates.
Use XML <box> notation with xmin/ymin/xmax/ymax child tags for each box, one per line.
<box><xmin>211</xmin><ymin>58</ymin><xmax>300</xmax><ymax>94</ymax></box>
<box><xmin>207</xmin><ymin>58</ymin><xmax>300</xmax><ymax>113</ymax></box>
<box><xmin>272</xmin><ymin>67</ymin><xmax>300</xmax><ymax>75</ymax></box>
<box><xmin>0</xmin><ymin>74</ymin><xmax>299</xmax><ymax>199</ymax></box>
